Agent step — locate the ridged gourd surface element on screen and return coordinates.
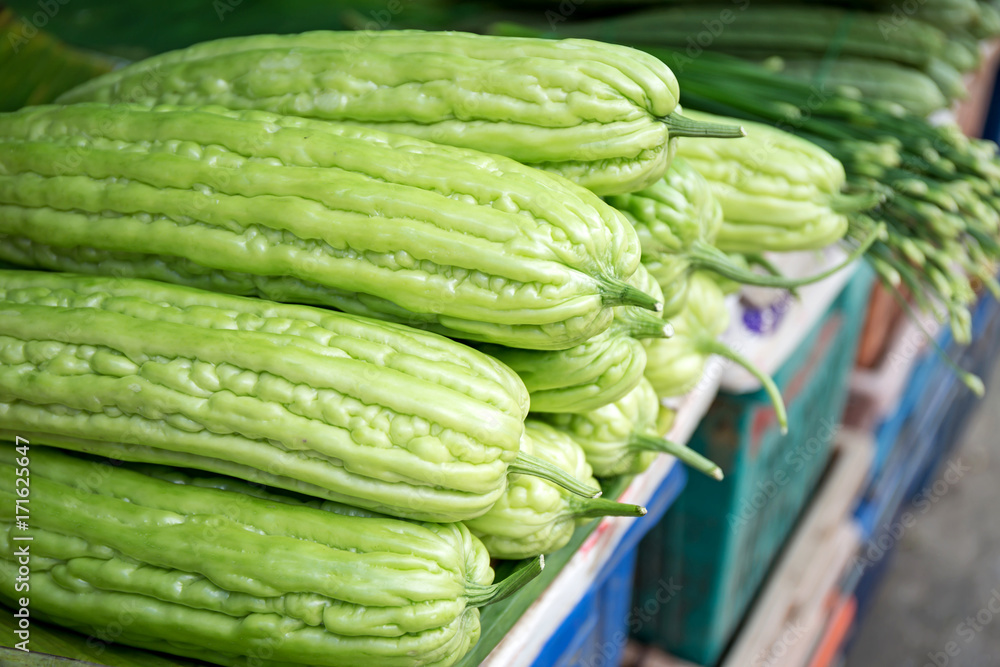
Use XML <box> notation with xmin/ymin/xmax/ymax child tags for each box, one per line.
<box><xmin>58</xmin><ymin>31</ymin><xmax>681</xmax><ymax>194</ymax></box>
<box><xmin>463</xmin><ymin>420</ymin><xmax>597</xmax><ymax>558</ymax></box>
<box><xmin>0</xmin><ymin>103</ymin><xmax>643</xmax><ymax>350</ymax></box>
<box><xmin>0</xmin><ymin>271</ymin><xmax>529</xmax><ymax>522</ymax></box>
<box><xmin>674</xmin><ymin>111</ymin><xmax>847</xmax><ymax>252</ymax></box>
<box><xmin>478</xmin><ymin>264</ymin><xmax>666</xmax><ymax>413</ymax></box>
<box><xmin>539</xmin><ymin>376</ymin><xmax>661</xmax><ymax>477</ymax></box>
<box><xmin>0</xmin><ymin>447</ymin><xmax>493</xmax><ymax>667</ymax></box>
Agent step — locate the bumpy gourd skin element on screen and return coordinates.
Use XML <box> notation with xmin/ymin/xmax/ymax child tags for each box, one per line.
<box><xmin>644</xmin><ymin>271</ymin><xmax>788</xmax><ymax>432</ymax></box>
<box><xmin>0</xmin><ymin>270</ymin><xmax>530</xmax><ymax>522</ymax></box>
<box><xmin>464</xmin><ymin>421</ymin><xmax>643</xmax><ymax>559</ymax></box>
<box><xmin>537</xmin><ymin>376</ymin><xmax>723</xmax><ymax>480</ymax></box>
<box><xmin>675</xmin><ymin>110</ymin><xmax>849</xmax><ymax>252</ymax></box>
<box><xmin>609</xmin><ymin>156</ymin><xmax>724</xmax><ymax>318</ymax></box>
<box><xmin>59</xmin><ymin>30</ymin><xmax>681</xmax><ymax>195</ymax></box>
<box><xmin>478</xmin><ymin>264</ymin><xmax>669</xmax><ymax>413</ymax></box>
<box><xmin>0</xmin><ymin>103</ymin><xmax>650</xmax><ymax>350</ymax></box>
<box><xmin>644</xmin><ymin>271</ymin><xmax>729</xmax><ymax>398</ymax></box>
<box><xmin>611</xmin><ymin>157</ymin><xmax>723</xmax><ymax>257</ymax></box>
<box><xmin>539</xmin><ymin>377</ymin><xmax>661</xmax><ymax>478</ymax></box>
<box><xmin>614</xmin><ymin>153</ymin><xmax>871</xmax><ymax>319</ymax></box>
<box><xmin>0</xmin><ymin>447</ymin><xmax>494</xmax><ymax>667</ymax></box>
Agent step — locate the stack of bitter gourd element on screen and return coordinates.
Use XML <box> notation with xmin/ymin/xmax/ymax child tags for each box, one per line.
<box><xmin>473</xmin><ymin>21</ymin><xmax>886</xmax><ymax>421</ymax></box>
<box><xmin>643</xmin><ymin>48</ymin><xmax>999</xmax><ymax>393</ymax></box>
<box><xmin>511</xmin><ymin>0</ymin><xmax>1000</xmax><ymax>114</ymax></box>
<box><xmin>492</xmin><ymin>11</ymin><xmax>998</xmax><ymax>390</ymax></box>
<box><xmin>604</xmin><ymin>137</ymin><xmax>881</xmax><ymax>434</ymax></box>
<box><xmin>0</xmin><ymin>30</ymin><xmax>803</xmax><ymax>666</ymax></box>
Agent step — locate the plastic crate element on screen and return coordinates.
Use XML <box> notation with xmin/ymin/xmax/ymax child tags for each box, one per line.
<box><xmin>537</xmin><ymin>547</ymin><xmax>640</xmax><ymax>667</ymax></box>
<box><xmin>863</xmin><ymin>317</ymin><xmax>942</xmax><ymax>482</ymax></box>
<box><xmin>848</xmin><ymin>383</ymin><xmax>963</xmax><ymax>647</ymax></box>
<box><xmin>531</xmin><ymin>461</ymin><xmax>688</xmax><ymax>667</ymax></box>
<box><xmin>854</xmin><ymin>285</ymin><xmax>1000</xmax><ymax>540</ymax></box>
<box><xmin>905</xmin><ymin>288</ymin><xmax>1000</xmax><ymax>499</ymax></box>
<box><xmin>865</xmin><ymin>339</ymin><xmax>958</xmax><ymax>519</ymax></box>
<box><xmin>633</xmin><ymin>264</ymin><xmax>874</xmax><ymax>667</ymax></box>
<box><xmin>847</xmin><ymin>287</ymin><xmax>1000</xmax><ymax>653</ymax></box>
<box><xmin>848</xmin><ymin>535</ymin><xmax>898</xmax><ymax>643</ymax></box>
<box><xmin>850</xmin><ymin>362</ymin><xmax>964</xmax><ymax>597</ymax></box>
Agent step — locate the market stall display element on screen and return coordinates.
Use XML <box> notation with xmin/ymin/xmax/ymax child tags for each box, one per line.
<box><xmin>0</xmin><ymin>5</ymin><xmax>998</xmax><ymax>666</ymax></box>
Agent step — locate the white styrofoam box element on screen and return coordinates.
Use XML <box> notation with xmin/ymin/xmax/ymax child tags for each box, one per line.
<box><xmin>720</xmin><ymin>246</ymin><xmax>858</xmax><ymax>394</ymax></box>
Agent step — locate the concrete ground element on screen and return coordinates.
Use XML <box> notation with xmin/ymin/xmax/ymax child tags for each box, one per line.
<box><xmin>845</xmin><ymin>357</ymin><xmax>1000</xmax><ymax>667</ymax></box>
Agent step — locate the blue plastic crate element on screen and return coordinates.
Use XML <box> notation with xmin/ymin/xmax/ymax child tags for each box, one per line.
<box><xmin>852</xmin><ymin>374</ymin><xmax>960</xmax><ymax>583</ymax></box>
<box><xmin>854</xmin><ymin>286</ymin><xmax>1000</xmax><ymax>541</ymax></box>
<box><xmin>849</xmin><ymin>523</ymin><xmax>900</xmax><ymax>633</ymax></box>
<box><xmin>866</xmin><ymin>337</ymin><xmax>940</xmax><ymax>482</ymax></box>
<box><xmin>854</xmin><ymin>456</ymin><xmax>905</xmax><ymax>542</ymax></box>
<box><xmin>532</xmin><ymin>461</ymin><xmax>688</xmax><ymax>667</ymax></box>
<box><xmin>905</xmin><ymin>290</ymin><xmax>1000</xmax><ymax>500</ymax></box>
<box><xmin>848</xmin><ymin>287</ymin><xmax>1000</xmax><ymax>648</ymax></box>
<box><xmin>633</xmin><ymin>265</ymin><xmax>875</xmax><ymax>667</ymax></box>
<box><xmin>864</xmin><ymin>290</ymin><xmax>986</xmax><ymax>484</ymax></box>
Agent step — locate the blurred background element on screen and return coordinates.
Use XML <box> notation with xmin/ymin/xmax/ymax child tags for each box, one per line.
<box><xmin>1</xmin><ymin>1</ymin><xmax>999</xmax><ymax>665</ymax></box>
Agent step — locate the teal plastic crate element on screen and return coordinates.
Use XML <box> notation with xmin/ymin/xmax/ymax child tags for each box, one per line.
<box><xmin>633</xmin><ymin>264</ymin><xmax>874</xmax><ymax>666</ymax></box>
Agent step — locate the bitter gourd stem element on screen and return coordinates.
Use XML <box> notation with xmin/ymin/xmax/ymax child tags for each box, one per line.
<box><xmin>629</xmin><ymin>433</ymin><xmax>723</xmax><ymax>480</ymax></box>
<box><xmin>696</xmin><ymin>338</ymin><xmax>789</xmax><ymax>435</ymax></box>
<box><xmin>570</xmin><ymin>497</ymin><xmax>647</xmax><ymax>520</ymax></box>
<box><xmin>600</xmin><ymin>278</ymin><xmax>663</xmax><ymax>312</ymax></box>
<box><xmin>510</xmin><ymin>453</ymin><xmax>602</xmax><ymax>499</ymax></box>
<box><xmin>622</xmin><ymin>309</ymin><xmax>675</xmax><ymax>339</ymax></box>
<box><xmin>661</xmin><ymin>111</ymin><xmax>747</xmax><ymax>139</ymax></box>
<box><xmin>685</xmin><ymin>224</ymin><xmax>884</xmax><ymax>289</ymax></box>
<box><xmin>830</xmin><ymin>190</ymin><xmax>883</xmax><ymax>214</ymax></box>
<box><xmin>743</xmin><ymin>254</ymin><xmax>801</xmax><ymax>300</ymax></box>
<box><xmin>466</xmin><ymin>556</ymin><xmax>545</xmax><ymax>608</ymax></box>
